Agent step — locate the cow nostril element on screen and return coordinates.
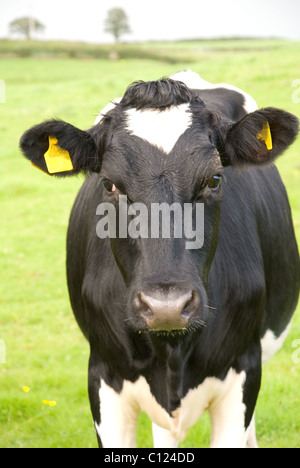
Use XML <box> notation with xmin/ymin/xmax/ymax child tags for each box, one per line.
<box><xmin>181</xmin><ymin>295</ymin><xmax>193</xmax><ymax>319</ymax></box>
<box><xmin>181</xmin><ymin>290</ymin><xmax>199</xmax><ymax>319</ymax></box>
<box><xmin>135</xmin><ymin>292</ymin><xmax>153</xmax><ymax>321</ymax></box>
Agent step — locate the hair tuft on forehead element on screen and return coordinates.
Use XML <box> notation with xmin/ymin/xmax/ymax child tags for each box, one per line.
<box><xmin>120</xmin><ymin>79</ymin><xmax>205</xmax><ymax>111</ymax></box>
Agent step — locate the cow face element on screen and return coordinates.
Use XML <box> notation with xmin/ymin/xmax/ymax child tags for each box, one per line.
<box><xmin>20</xmin><ymin>79</ymin><xmax>299</xmax><ymax>334</ymax></box>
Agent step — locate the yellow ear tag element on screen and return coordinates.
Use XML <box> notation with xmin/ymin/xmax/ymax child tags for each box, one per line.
<box><xmin>44</xmin><ymin>136</ymin><xmax>74</xmax><ymax>174</ymax></box>
<box><xmin>256</xmin><ymin>122</ymin><xmax>273</xmax><ymax>150</ymax></box>
<box><xmin>30</xmin><ymin>162</ymin><xmax>52</xmax><ymax>176</ymax></box>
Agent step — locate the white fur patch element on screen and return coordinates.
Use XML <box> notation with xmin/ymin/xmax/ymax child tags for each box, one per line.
<box><xmin>94</xmin><ymin>98</ymin><xmax>122</xmax><ymax>125</ymax></box>
<box><xmin>96</xmin><ymin>368</ymin><xmax>248</xmax><ymax>448</ymax></box>
<box><xmin>261</xmin><ymin>323</ymin><xmax>291</xmax><ymax>364</ymax></box>
<box><xmin>171</xmin><ymin>70</ymin><xmax>258</xmax><ymax>114</ymax></box>
<box><xmin>125</xmin><ymin>103</ymin><xmax>192</xmax><ymax>153</ymax></box>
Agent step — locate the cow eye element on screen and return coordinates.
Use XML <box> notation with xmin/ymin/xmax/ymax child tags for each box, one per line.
<box><xmin>208</xmin><ymin>174</ymin><xmax>222</xmax><ymax>191</ymax></box>
<box><xmin>102</xmin><ymin>178</ymin><xmax>116</xmax><ymax>193</ymax></box>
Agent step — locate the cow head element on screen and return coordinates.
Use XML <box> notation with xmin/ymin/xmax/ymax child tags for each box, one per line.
<box><xmin>20</xmin><ymin>78</ymin><xmax>299</xmax><ymax>335</ymax></box>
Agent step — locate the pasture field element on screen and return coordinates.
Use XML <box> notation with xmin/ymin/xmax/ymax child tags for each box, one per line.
<box><xmin>0</xmin><ymin>39</ymin><xmax>299</xmax><ymax>448</ymax></box>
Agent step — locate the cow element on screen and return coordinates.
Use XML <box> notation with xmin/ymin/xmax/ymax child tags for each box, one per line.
<box><xmin>20</xmin><ymin>70</ymin><xmax>300</xmax><ymax>448</ymax></box>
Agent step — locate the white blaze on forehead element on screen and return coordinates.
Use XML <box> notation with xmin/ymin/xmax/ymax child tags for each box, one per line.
<box><xmin>125</xmin><ymin>103</ymin><xmax>193</xmax><ymax>154</ymax></box>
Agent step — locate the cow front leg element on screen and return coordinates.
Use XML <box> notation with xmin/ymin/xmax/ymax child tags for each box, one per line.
<box><xmin>246</xmin><ymin>415</ymin><xmax>259</xmax><ymax>448</ymax></box>
<box><xmin>97</xmin><ymin>379</ymin><xmax>139</xmax><ymax>448</ymax></box>
<box><xmin>88</xmin><ymin>359</ymin><xmax>139</xmax><ymax>448</ymax></box>
<box><xmin>152</xmin><ymin>423</ymin><xmax>179</xmax><ymax>448</ymax></box>
<box><xmin>209</xmin><ymin>365</ymin><xmax>261</xmax><ymax>448</ymax></box>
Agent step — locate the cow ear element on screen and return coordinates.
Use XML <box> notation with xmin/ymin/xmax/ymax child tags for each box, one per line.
<box><xmin>220</xmin><ymin>107</ymin><xmax>299</xmax><ymax>167</ymax></box>
<box><xmin>20</xmin><ymin>120</ymin><xmax>101</xmax><ymax>176</ymax></box>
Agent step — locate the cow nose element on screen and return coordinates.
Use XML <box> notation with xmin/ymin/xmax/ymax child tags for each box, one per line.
<box><xmin>135</xmin><ymin>289</ymin><xmax>198</xmax><ymax>331</ymax></box>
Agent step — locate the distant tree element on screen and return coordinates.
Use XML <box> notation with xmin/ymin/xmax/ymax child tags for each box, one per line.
<box><xmin>104</xmin><ymin>8</ymin><xmax>131</xmax><ymax>42</ymax></box>
<box><xmin>9</xmin><ymin>17</ymin><xmax>45</xmax><ymax>40</ymax></box>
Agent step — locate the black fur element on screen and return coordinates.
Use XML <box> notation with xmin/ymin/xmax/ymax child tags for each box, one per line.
<box><xmin>223</xmin><ymin>107</ymin><xmax>299</xmax><ymax>166</ymax></box>
<box><xmin>20</xmin><ymin>119</ymin><xmax>100</xmax><ymax>176</ymax></box>
<box><xmin>120</xmin><ymin>78</ymin><xmax>205</xmax><ymax>110</ymax></box>
<box><xmin>20</xmin><ymin>76</ymin><xmax>300</xmax><ymax>447</ymax></box>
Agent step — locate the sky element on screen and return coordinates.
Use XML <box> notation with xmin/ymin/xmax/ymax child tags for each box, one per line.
<box><xmin>0</xmin><ymin>0</ymin><xmax>300</xmax><ymax>43</ymax></box>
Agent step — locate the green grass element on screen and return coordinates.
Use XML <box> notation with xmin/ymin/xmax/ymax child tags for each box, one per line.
<box><xmin>0</xmin><ymin>38</ymin><xmax>291</xmax><ymax>62</ymax></box>
<box><xmin>0</xmin><ymin>39</ymin><xmax>299</xmax><ymax>448</ymax></box>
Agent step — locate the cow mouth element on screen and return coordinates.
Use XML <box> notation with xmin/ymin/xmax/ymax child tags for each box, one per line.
<box><xmin>139</xmin><ymin>320</ymin><xmax>207</xmax><ymax>337</ymax></box>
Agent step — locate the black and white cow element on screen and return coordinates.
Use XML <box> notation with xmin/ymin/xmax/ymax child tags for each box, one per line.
<box><xmin>20</xmin><ymin>71</ymin><xmax>300</xmax><ymax>448</ymax></box>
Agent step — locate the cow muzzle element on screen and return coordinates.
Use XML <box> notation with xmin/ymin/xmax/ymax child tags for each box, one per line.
<box><xmin>133</xmin><ymin>288</ymin><xmax>201</xmax><ymax>332</ymax></box>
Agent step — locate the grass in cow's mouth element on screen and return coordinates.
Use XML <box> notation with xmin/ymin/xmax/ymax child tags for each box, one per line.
<box><xmin>149</xmin><ymin>329</ymin><xmax>190</xmax><ymax>337</ymax></box>
<box><xmin>139</xmin><ymin>321</ymin><xmax>207</xmax><ymax>337</ymax></box>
